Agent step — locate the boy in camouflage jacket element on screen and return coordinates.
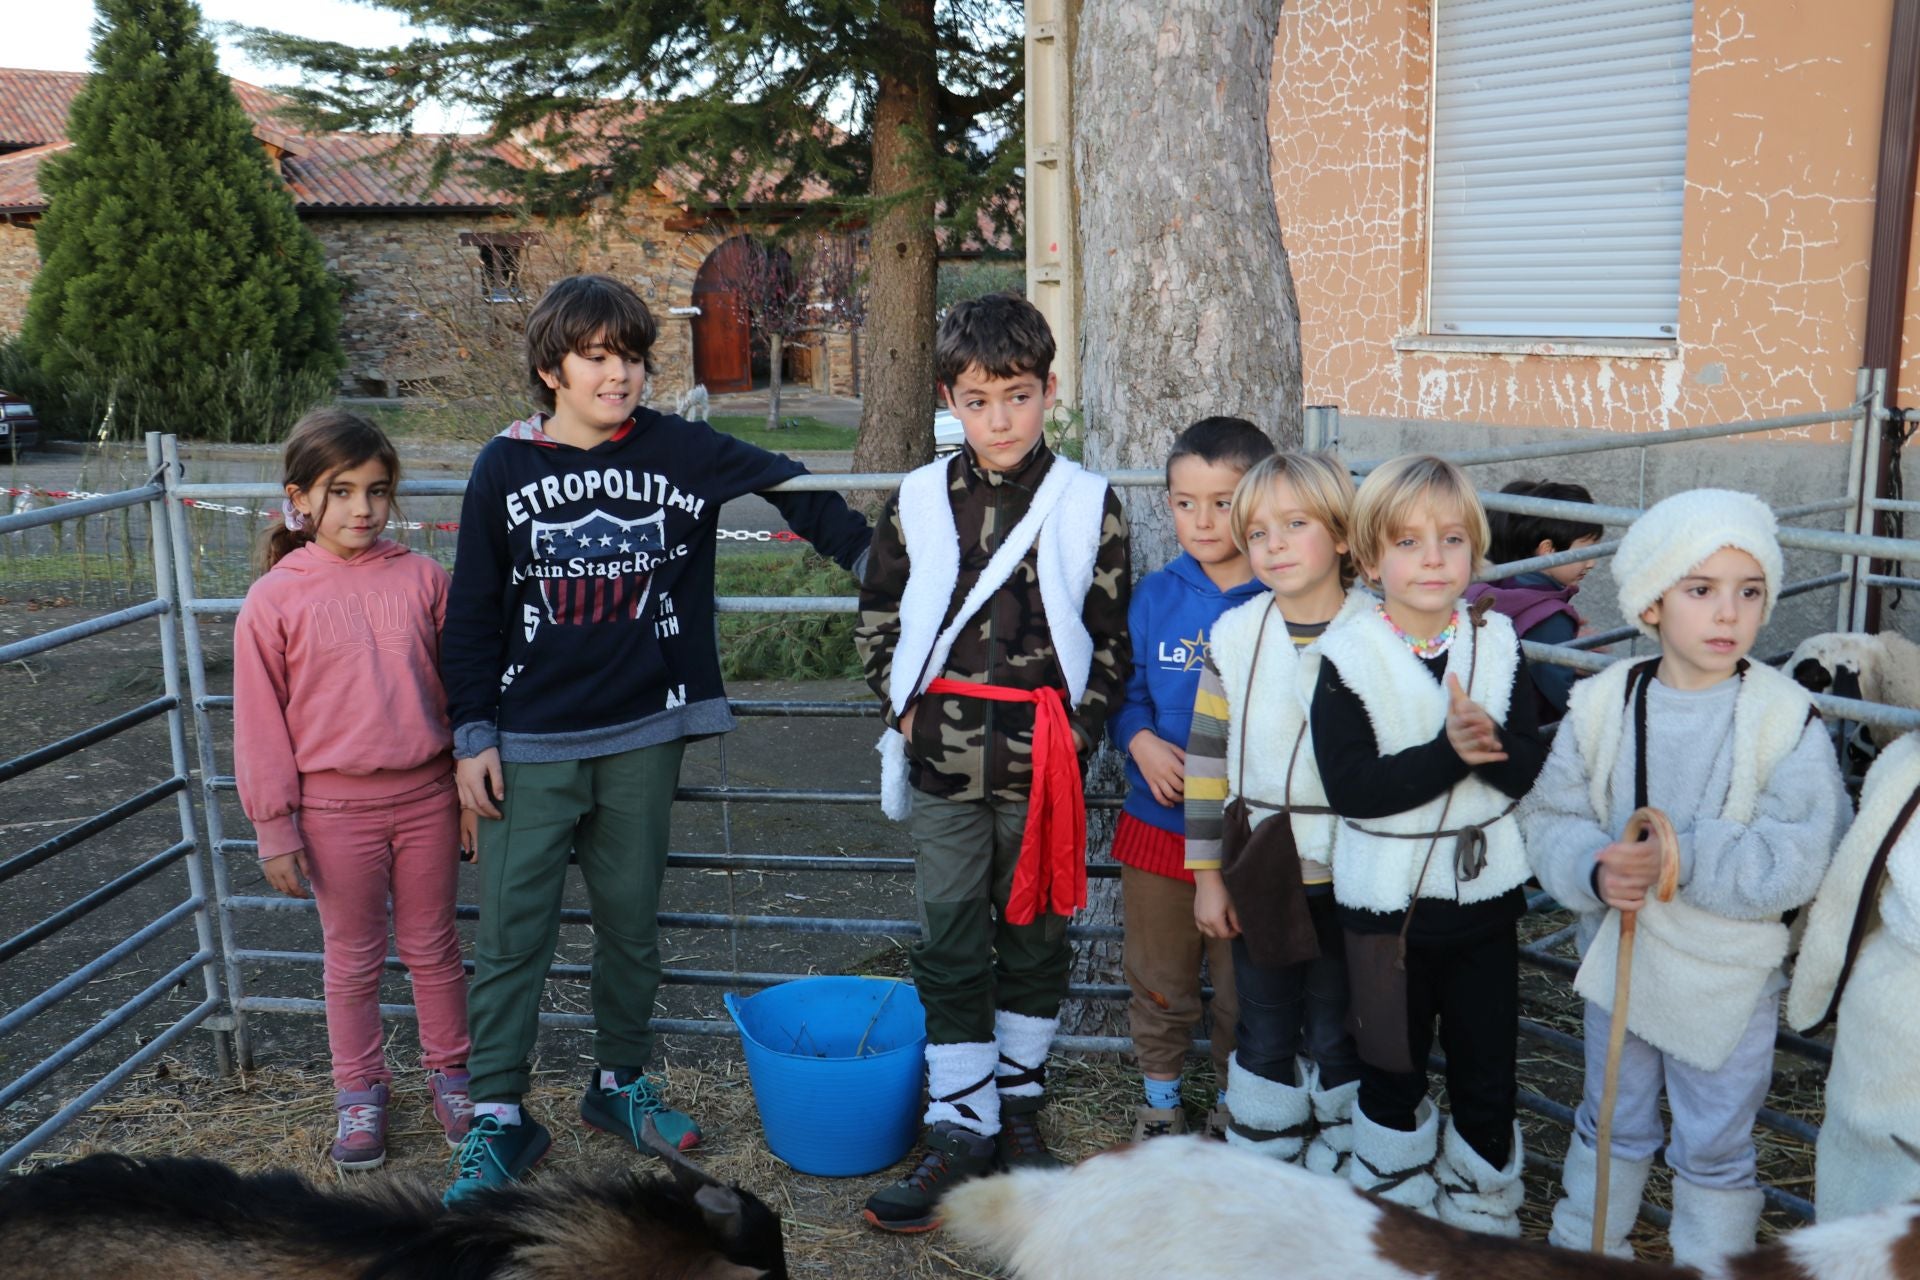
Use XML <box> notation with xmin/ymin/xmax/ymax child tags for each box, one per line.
<box><xmin>854</xmin><ymin>294</ymin><xmax>1130</xmax><ymax>1232</ymax></box>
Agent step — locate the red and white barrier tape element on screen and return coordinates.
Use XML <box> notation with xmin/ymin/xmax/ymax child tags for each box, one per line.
<box><xmin>4</xmin><ymin>486</ymin><xmax>806</xmax><ymax>541</ymax></box>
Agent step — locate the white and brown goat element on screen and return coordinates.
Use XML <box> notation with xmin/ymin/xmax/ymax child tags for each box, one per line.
<box><xmin>0</xmin><ymin>1128</ymin><xmax>786</xmax><ymax>1280</ymax></box>
<box><xmin>940</xmin><ymin>1136</ymin><xmax>1920</xmax><ymax>1280</ymax></box>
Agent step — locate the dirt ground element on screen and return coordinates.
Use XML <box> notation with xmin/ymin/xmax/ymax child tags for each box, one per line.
<box><xmin>1</xmin><ymin>594</ymin><xmax>1829</xmax><ymax>1275</ymax></box>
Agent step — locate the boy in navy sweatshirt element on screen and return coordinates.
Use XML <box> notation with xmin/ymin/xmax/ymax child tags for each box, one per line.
<box><xmin>439</xmin><ymin>274</ymin><xmax>871</xmax><ymax>1202</ymax></box>
<box><xmin>1109</xmin><ymin>417</ymin><xmax>1273</xmax><ymax>1140</ymax></box>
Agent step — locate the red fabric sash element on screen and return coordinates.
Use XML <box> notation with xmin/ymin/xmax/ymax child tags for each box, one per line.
<box><xmin>924</xmin><ymin>677</ymin><xmax>1087</xmax><ymax>923</ymax></box>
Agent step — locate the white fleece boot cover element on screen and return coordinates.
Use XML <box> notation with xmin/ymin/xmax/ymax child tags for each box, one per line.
<box><xmin>1668</xmin><ymin>1179</ymin><xmax>1763</xmax><ymax>1270</ymax></box>
<box><xmin>1435</xmin><ymin>1118</ymin><xmax>1525</xmax><ymax>1237</ymax></box>
<box><xmin>1548</xmin><ymin>1135</ymin><xmax>1651</xmax><ymax>1258</ymax></box>
<box><xmin>1303</xmin><ymin>1067</ymin><xmax>1362</xmax><ymax>1177</ymax></box>
<box><xmin>1223</xmin><ymin>1054</ymin><xmax>1313</xmax><ymax>1162</ymax></box>
<box><xmin>1349</xmin><ymin>1097</ymin><xmax>1439</xmax><ymax>1215</ymax></box>
<box><xmin>993</xmin><ymin>1010</ymin><xmax>1056</xmax><ymax>1102</ymax></box>
<box><xmin>924</xmin><ymin>1041</ymin><xmax>1000</xmax><ymax>1135</ymax></box>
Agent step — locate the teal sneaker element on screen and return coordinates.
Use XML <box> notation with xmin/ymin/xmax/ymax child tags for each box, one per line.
<box><xmin>443</xmin><ymin>1112</ymin><xmax>551</xmax><ymax>1206</ymax></box>
<box><xmin>580</xmin><ymin>1070</ymin><xmax>702</xmax><ymax>1153</ymax></box>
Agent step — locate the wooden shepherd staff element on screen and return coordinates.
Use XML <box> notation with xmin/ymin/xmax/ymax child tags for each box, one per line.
<box><xmin>1591</xmin><ymin>804</ymin><xmax>1680</xmax><ymax>1253</ymax></box>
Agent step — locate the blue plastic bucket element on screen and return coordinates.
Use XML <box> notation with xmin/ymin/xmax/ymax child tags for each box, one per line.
<box><xmin>725</xmin><ymin>977</ymin><xmax>927</xmax><ymax>1176</ymax></box>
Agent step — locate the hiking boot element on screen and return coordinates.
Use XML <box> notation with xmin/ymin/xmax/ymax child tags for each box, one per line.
<box><xmin>1131</xmin><ymin>1105</ymin><xmax>1189</xmax><ymax>1141</ymax></box>
<box><xmin>995</xmin><ymin>1097</ymin><xmax>1060</xmax><ymax>1169</ymax></box>
<box><xmin>427</xmin><ymin>1068</ymin><xmax>475</xmax><ymax>1146</ymax></box>
<box><xmin>1203</xmin><ymin>1106</ymin><xmax>1232</xmax><ymax>1142</ymax></box>
<box><xmin>444</xmin><ymin>1111</ymin><xmax>552</xmax><ymax>1206</ymax></box>
<box><xmin>580</xmin><ymin>1069</ymin><xmax>701</xmax><ymax>1153</ymax></box>
<box><xmin>330</xmin><ymin>1082</ymin><xmax>389</xmax><ymax>1171</ymax></box>
<box><xmin>862</xmin><ymin>1121</ymin><xmax>999</xmax><ymax>1233</ymax></box>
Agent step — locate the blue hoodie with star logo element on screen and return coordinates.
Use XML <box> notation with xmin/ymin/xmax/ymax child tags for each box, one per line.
<box><xmin>1108</xmin><ymin>552</ymin><xmax>1269</xmax><ymax>833</ymax></box>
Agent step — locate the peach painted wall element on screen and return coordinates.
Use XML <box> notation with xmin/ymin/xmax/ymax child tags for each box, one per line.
<box><xmin>1269</xmin><ymin>0</ymin><xmax>1896</xmax><ymax>439</ymax></box>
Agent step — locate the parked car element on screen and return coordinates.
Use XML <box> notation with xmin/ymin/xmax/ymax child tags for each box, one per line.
<box><xmin>933</xmin><ymin>408</ymin><xmax>964</xmax><ymax>454</ymax></box>
<box><xmin>0</xmin><ymin>390</ymin><xmax>40</xmax><ymax>455</ymax></box>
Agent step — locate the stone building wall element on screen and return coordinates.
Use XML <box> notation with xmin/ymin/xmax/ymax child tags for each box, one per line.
<box><xmin>0</xmin><ymin>222</ymin><xmax>39</xmax><ymax>337</ymax></box>
<box><xmin>2</xmin><ymin>187</ymin><xmax>869</xmax><ymax>408</ymax></box>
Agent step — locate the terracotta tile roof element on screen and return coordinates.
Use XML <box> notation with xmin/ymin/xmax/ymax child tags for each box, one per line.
<box><xmin>0</xmin><ymin>69</ymin><xmax>90</xmax><ymax>150</ymax></box>
<box><xmin>0</xmin><ymin>142</ymin><xmax>67</xmax><ymax>211</ymax></box>
<box><xmin>0</xmin><ymin>66</ymin><xmax>518</xmax><ymax>214</ymax></box>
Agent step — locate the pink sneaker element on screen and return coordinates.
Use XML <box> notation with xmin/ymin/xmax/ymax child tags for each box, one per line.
<box><xmin>428</xmin><ymin>1068</ymin><xmax>475</xmax><ymax>1146</ymax></box>
<box><xmin>331</xmin><ymin>1082</ymin><xmax>389</xmax><ymax>1170</ymax></box>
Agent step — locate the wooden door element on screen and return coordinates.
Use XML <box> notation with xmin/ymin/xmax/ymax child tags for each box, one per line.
<box><xmin>692</xmin><ymin>238</ymin><xmax>755</xmax><ymax>394</ymax></box>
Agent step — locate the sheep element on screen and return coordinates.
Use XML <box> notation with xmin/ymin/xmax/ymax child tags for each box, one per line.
<box><xmin>938</xmin><ymin>1135</ymin><xmax>1920</xmax><ymax>1280</ymax></box>
<box><xmin>1787</xmin><ymin>629</ymin><xmax>1920</xmax><ymax>714</ymax></box>
<box><xmin>0</xmin><ymin>1127</ymin><xmax>786</xmax><ymax>1280</ymax></box>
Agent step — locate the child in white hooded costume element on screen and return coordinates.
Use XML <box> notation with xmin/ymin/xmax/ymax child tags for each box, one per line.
<box><xmin>1789</xmin><ymin>730</ymin><xmax>1920</xmax><ymax>1220</ymax></box>
<box><xmin>1521</xmin><ymin>489</ymin><xmax>1848</xmax><ymax>1266</ymax></box>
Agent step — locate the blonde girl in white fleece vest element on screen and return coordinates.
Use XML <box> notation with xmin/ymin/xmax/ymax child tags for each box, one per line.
<box><xmin>1184</xmin><ymin>452</ymin><xmax>1371</xmax><ymax>1173</ymax></box>
<box><xmin>1311</xmin><ymin>455</ymin><xmax>1549</xmax><ymax>1237</ymax></box>
<box><xmin>1522</xmin><ymin>489</ymin><xmax>1847</xmax><ymax>1266</ymax></box>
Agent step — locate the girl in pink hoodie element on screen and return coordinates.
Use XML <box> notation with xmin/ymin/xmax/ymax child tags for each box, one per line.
<box><xmin>234</xmin><ymin>409</ymin><xmax>472</xmax><ymax>1170</ymax></box>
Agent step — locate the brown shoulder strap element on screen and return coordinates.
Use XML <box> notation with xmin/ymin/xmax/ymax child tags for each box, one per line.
<box><xmin>1811</xmin><ymin>783</ymin><xmax>1920</xmax><ymax>1033</ymax></box>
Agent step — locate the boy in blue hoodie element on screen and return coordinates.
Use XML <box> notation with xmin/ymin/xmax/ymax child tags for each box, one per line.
<box><xmin>1109</xmin><ymin>417</ymin><xmax>1275</xmax><ymax>1140</ymax></box>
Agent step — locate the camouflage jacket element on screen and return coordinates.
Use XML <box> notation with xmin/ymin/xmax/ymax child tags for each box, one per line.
<box><xmin>855</xmin><ymin>442</ymin><xmax>1132</xmax><ymax>803</ymax></box>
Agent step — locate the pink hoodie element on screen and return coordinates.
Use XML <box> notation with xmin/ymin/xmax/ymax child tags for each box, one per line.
<box><xmin>233</xmin><ymin>538</ymin><xmax>454</xmax><ymax>859</ymax></box>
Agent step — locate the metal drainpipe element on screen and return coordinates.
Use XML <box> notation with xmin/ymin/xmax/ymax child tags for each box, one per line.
<box><xmin>1860</xmin><ymin>0</ymin><xmax>1920</xmax><ymax>631</ymax></box>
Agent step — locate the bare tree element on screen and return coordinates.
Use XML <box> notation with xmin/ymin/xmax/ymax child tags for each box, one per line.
<box><xmin>704</xmin><ymin>229</ymin><xmax>871</xmax><ymax>432</ymax></box>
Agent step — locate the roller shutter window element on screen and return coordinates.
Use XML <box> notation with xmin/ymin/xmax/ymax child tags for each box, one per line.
<box><xmin>1428</xmin><ymin>0</ymin><xmax>1694</xmax><ymax>339</ymax></box>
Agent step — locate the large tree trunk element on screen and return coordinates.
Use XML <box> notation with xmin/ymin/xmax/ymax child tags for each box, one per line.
<box><xmin>1076</xmin><ymin>0</ymin><xmax>1302</xmax><ymax>562</ymax></box>
<box><xmin>1062</xmin><ymin>0</ymin><xmax>1303</xmax><ymax>1045</ymax></box>
<box><xmin>850</xmin><ymin>0</ymin><xmax>939</xmax><ymax>479</ymax></box>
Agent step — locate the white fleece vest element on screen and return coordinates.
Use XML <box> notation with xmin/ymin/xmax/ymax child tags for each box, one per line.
<box><xmin>1790</xmin><ymin>730</ymin><xmax>1920</xmax><ymax>1033</ymax></box>
<box><xmin>876</xmin><ymin>453</ymin><xmax>1111</xmax><ymax>820</ymax></box>
<box><xmin>1317</xmin><ymin>603</ymin><xmax>1528</xmax><ymax>913</ymax></box>
<box><xmin>1210</xmin><ymin>588</ymin><xmax>1373</xmax><ymax>867</ymax></box>
<box><xmin>1787</xmin><ymin>733</ymin><xmax>1920</xmax><ymax>1217</ymax></box>
<box><xmin>1569</xmin><ymin>658</ymin><xmax>1810</xmax><ymax>1071</ymax></box>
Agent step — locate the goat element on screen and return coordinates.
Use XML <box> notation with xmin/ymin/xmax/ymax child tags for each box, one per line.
<box><xmin>939</xmin><ymin>1136</ymin><xmax>1920</xmax><ymax>1280</ymax></box>
<box><xmin>0</xmin><ymin>1123</ymin><xmax>786</xmax><ymax>1280</ymax></box>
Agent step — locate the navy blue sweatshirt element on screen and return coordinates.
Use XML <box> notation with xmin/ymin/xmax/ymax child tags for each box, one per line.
<box><xmin>441</xmin><ymin>411</ymin><xmax>871</xmax><ymax>763</ymax></box>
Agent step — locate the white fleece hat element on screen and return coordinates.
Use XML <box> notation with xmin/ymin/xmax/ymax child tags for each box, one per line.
<box><xmin>1611</xmin><ymin>488</ymin><xmax>1783</xmax><ymax>639</ymax></box>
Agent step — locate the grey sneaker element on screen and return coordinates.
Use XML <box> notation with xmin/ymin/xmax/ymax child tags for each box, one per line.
<box><xmin>331</xmin><ymin>1082</ymin><xmax>389</xmax><ymax>1171</ymax></box>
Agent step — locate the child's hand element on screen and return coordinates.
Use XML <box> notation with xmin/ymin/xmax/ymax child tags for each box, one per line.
<box><xmin>1445</xmin><ymin>674</ymin><xmax>1508</xmax><ymax>765</ymax></box>
<box><xmin>1595</xmin><ymin>836</ymin><xmax>1661</xmax><ymax>912</ymax></box>
<box><xmin>459</xmin><ymin>809</ymin><xmax>480</xmax><ymax>864</ymax></box>
<box><xmin>898</xmin><ymin>704</ymin><xmax>918</xmax><ymax>741</ymax></box>
<box><xmin>457</xmin><ymin>748</ymin><xmax>505</xmax><ymax>819</ymax></box>
<box><xmin>1193</xmin><ymin>870</ymin><xmax>1240</xmax><ymax>939</ymax></box>
<box><xmin>262</xmin><ymin>850</ymin><xmax>310</xmax><ymax>899</ymax></box>
<box><xmin>1129</xmin><ymin>730</ymin><xmax>1187</xmax><ymax>806</ymax></box>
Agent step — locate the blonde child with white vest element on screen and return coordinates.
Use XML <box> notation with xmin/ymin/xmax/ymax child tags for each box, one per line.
<box><xmin>1310</xmin><ymin>454</ymin><xmax>1548</xmax><ymax>1235</ymax></box>
<box><xmin>853</xmin><ymin>294</ymin><xmax>1131</xmax><ymax>1233</ymax></box>
<box><xmin>1789</xmin><ymin>730</ymin><xmax>1920</xmax><ymax>1220</ymax></box>
<box><xmin>1522</xmin><ymin>489</ymin><xmax>1847</xmax><ymax>1265</ymax></box>
<box><xmin>1185</xmin><ymin>452</ymin><xmax>1371</xmax><ymax>1171</ymax></box>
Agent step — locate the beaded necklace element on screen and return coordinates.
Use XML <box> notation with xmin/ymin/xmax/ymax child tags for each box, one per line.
<box><xmin>1376</xmin><ymin>601</ymin><xmax>1457</xmax><ymax>660</ymax></box>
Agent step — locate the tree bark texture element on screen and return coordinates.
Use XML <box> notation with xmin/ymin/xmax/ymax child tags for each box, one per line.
<box><xmin>851</xmin><ymin>0</ymin><xmax>940</xmax><ymax>478</ymax></box>
<box><xmin>1061</xmin><ymin>0</ymin><xmax>1301</xmax><ymax>1047</ymax></box>
<box><xmin>1074</xmin><ymin>0</ymin><xmax>1303</xmax><ymax>571</ymax></box>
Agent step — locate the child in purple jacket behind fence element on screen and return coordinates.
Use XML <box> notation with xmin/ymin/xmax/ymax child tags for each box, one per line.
<box><xmin>1465</xmin><ymin>479</ymin><xmax>1602</xmax><ymax>720</ymax></box>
